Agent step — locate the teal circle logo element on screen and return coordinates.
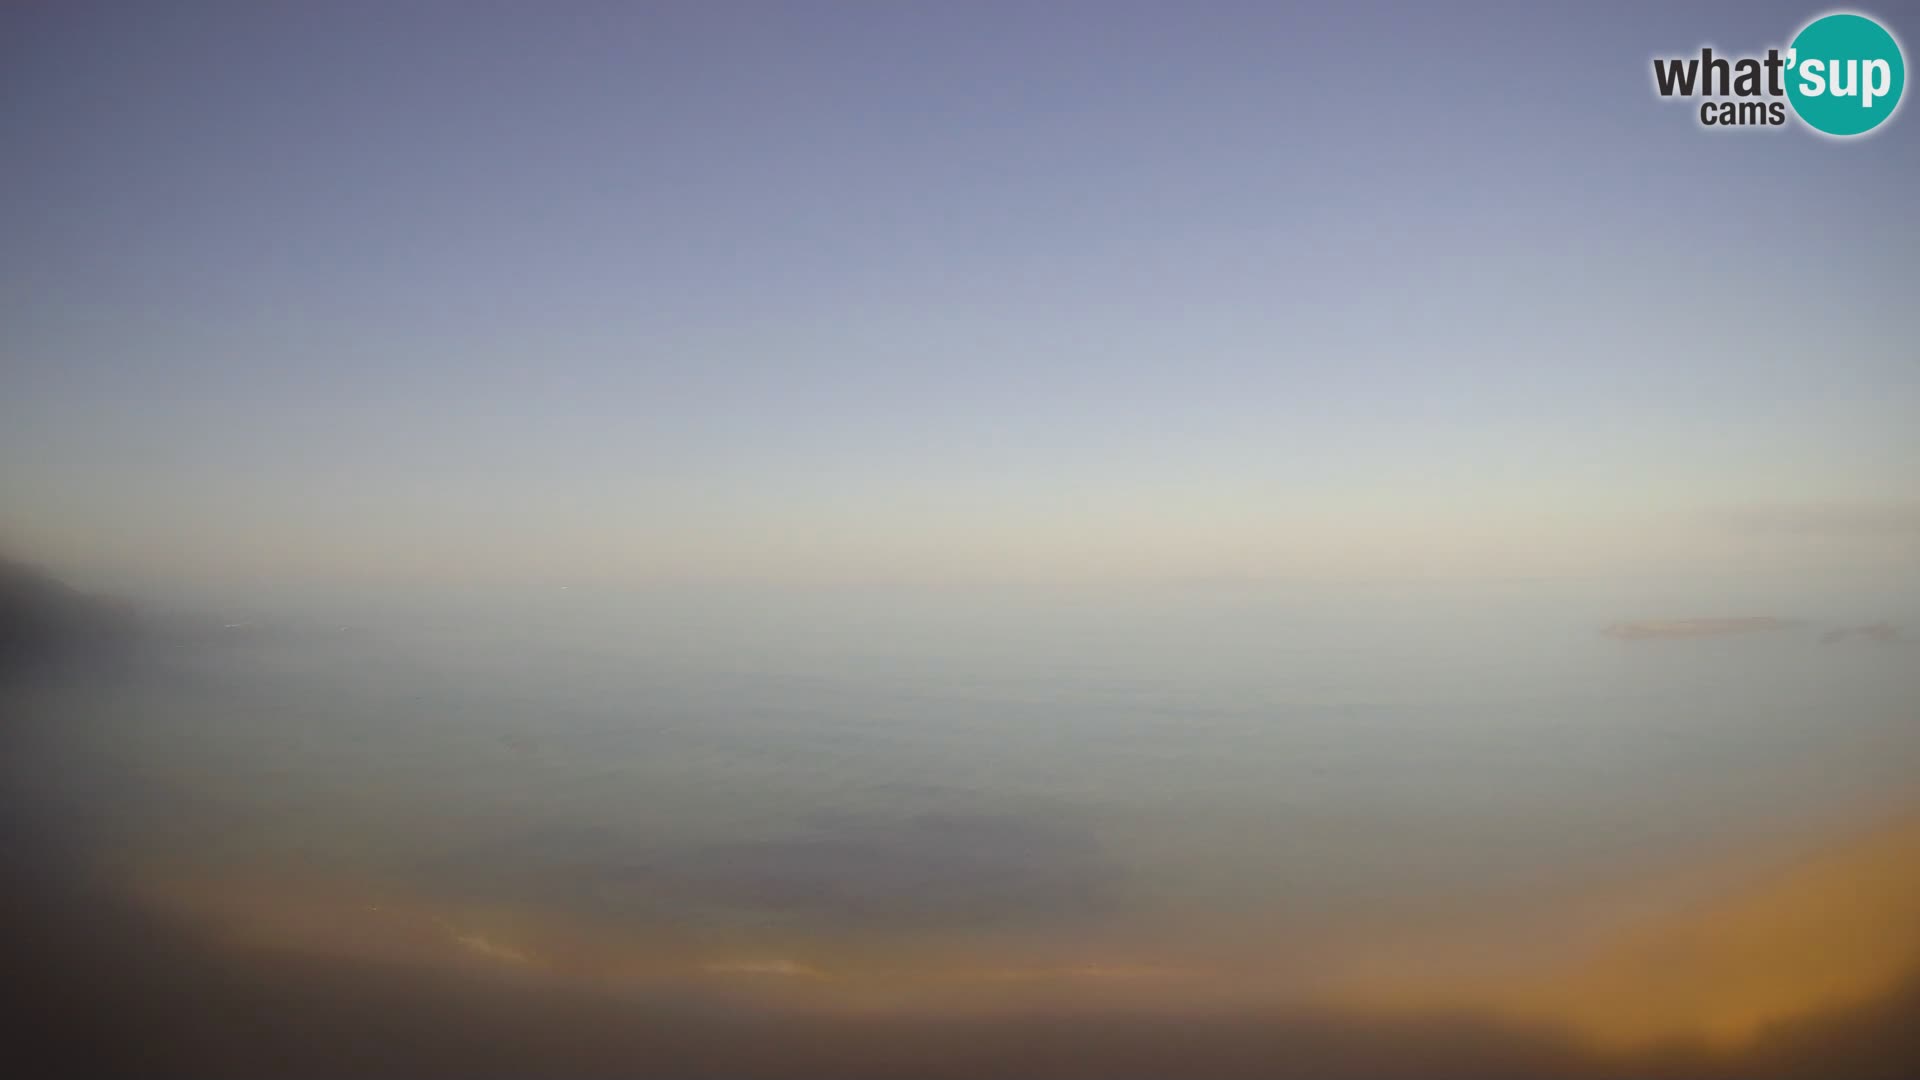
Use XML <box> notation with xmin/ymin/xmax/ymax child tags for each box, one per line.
<box><xmin>1786</xmin><ymin>13</ymin><xmax>1905</xmax><ymax>136</ymax></box>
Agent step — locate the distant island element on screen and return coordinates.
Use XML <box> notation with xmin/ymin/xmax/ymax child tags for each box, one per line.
<box><xmin>1821</xmin><ymin>623</ymin><xmax>1902</xmax><ymax>645</ymax></box>
<box><xmin>1602</xmin><ymin>617</ymin><xmax>1797</xmax><ymax>641</ymax></box>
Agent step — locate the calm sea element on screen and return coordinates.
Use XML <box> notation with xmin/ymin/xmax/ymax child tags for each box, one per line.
<box><xmin>7</xmin><ymin>574</ymin><xmax>1918</xmax><ymax>1018</ymax></box>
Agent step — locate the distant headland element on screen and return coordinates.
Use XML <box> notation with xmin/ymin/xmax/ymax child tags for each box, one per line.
<box><xmin>0</xmin><ymin>558</ymin><xmax>138</xmax><ymax>676</ymax></box>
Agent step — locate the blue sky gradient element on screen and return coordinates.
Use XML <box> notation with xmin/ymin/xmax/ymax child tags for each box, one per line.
<box><xmin>3</xmin><ymin>1</ymin><xmax>1916</xmax><ymax>586</ymax></box>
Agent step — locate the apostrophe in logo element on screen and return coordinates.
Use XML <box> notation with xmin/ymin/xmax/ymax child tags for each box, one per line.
<box><xmin>1785</xmin><ymin>13</ymin><xmax>1904</xmax><ymax>136</ymax></box>
<box><xmin>1651</xmin><ymin>10</ymin><xmax>1904</xmax><ymax>137</ymax></box>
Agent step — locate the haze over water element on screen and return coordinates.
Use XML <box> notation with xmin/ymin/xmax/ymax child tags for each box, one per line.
<box><xmin>3</xmin><ymin>1</ymin><xmax>1918</xmax><ymax>1075</ymax></box>
<box><xmin>11</xmin><ymin>573</ymin><xmax>1920</xmax><ymax>1058</ymax></box>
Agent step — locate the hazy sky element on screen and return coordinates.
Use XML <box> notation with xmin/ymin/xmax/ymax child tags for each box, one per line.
<box><xmin>3</xmin><ymin>1</ymin><xmax>1916</xmax><ymax>587</ymax></box>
